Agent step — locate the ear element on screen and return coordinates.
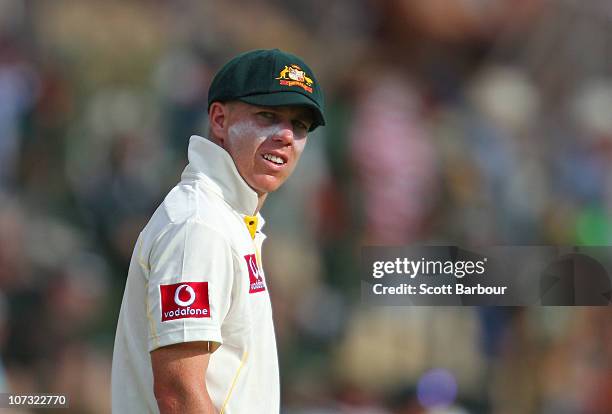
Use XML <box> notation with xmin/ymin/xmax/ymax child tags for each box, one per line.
<box><xmin>208</xmin><ymin>102</ymin><xmax>230</xmax><ymax>145</ymax></box>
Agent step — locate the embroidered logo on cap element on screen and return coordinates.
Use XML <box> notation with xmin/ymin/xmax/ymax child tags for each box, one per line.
<box><xmin>276</xmin><ymin>64</ymin><xmax>313</xmax><ymax>93</ymax></box>
<box><xmin>160</xmin><ymin>282</ymin><xmax>211</xmax><ymax>321</ymax></box>
<box><xmin>244</xmin><ymin>254</ymin><xmax>266</xmax><ymax>293</ymax></box>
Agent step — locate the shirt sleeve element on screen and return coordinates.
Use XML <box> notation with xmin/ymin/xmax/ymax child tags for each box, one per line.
<box><xmin>146</xmin><ymin>219</ymin><xmax>235</xmax><ymax>352</ymax></box>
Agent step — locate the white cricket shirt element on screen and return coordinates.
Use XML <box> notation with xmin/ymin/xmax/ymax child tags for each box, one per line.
<box><xmin>112</xmin><ymin>135</ymin><xmax>279</xmax><ymax>413</ymax></box>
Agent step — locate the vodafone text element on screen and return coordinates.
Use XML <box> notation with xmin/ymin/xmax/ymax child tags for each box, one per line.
<box><xmin>163</xmin><ymin>306</ymin><xmax>209</xmax><ymax>319</ymax></box>
<box><xmin>160</xmin><ymin>282</ymin><xmax>211</xmax><ymax>322</ymax></box>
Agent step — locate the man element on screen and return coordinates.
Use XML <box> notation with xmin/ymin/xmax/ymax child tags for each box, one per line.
<box><xmin>111</xmin><ymin>49</ymin><xmax>325</xmax><ymax>413</ymax></box>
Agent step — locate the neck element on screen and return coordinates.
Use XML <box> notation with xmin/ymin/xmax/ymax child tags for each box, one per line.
<box><xmin>255</xmin><ymin>193</ymin><xmax>267</xmax><ymax>214</ymax></box>
<box><xmin>207</xmin><ymin>134</ymin><xmax>263</xmax><ymax>215</ymax></box>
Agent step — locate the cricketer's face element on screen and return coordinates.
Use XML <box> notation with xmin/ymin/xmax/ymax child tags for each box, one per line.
<box><xmin>220</xmin><ymin>102</ymin><xmax>313</xmax><ymax>195</ymax></box>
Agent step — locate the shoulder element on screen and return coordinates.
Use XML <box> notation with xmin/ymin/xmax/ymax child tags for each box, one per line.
<box><xmin>140</xmin><ymin>180</ymin><xmax>240</xmax><ymax>260</ymax></box>
<box><xmin>160</xmin><ymin>179</ymin><xmax>237</xmax><ymax>231</ymax></box>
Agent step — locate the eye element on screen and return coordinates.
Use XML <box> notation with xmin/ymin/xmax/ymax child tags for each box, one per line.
<box><xmin>292</xmin><ymin>120</ymin><xmax>310</xmax><ymax>134</ymax></box>
<box><xmin>256</xmin><ymin>111</ymin><xmax>275</xmax><ymax>122</ymax></box>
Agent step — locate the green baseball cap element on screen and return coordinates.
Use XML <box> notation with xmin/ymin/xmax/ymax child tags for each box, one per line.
<box><xmin>207</xmin><ymin>49</ymin><xmax>325</xmax><ymax>131</ymax></box>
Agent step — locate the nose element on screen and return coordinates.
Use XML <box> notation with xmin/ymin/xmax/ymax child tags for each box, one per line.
<box><xmin>272</xmin><ymin>122</ymin><xmax>294</xmax><ymax>146</ymax></box>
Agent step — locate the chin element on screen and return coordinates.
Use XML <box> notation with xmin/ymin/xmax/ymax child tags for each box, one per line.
<box><xmin>252</xmin><ymin>176</ymin><xmax>285</xmax><ymax>194</ymax></box>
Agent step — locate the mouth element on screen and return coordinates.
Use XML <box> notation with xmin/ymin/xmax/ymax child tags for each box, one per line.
<box><xmin>261</xmin><ymin>152</ymin><xmax>288</xmax><ymax>167</ymax></box>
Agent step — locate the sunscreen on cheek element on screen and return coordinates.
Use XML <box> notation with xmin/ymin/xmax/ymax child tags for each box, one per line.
<box><xmin>228</xmin><ymin>119</ymin><xmax>281</xmax><ymax>142</ymax></box>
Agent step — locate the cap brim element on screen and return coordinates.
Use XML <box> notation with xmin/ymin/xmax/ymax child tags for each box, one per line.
<box><xmin>238</xmin><ymin>92</ymin><xmax>325</xmax><ymax>131</ymax></box>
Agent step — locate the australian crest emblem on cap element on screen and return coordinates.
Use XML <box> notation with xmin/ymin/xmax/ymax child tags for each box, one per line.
<box><xmin>276</xmin><ymin>64</ymin><xmax>313</xmax><ymax>93</ymax></box>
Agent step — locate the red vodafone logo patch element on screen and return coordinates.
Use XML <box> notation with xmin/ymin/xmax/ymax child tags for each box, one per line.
<box><xmin>160</xmin><ymin>282</ymin><xmax>210</xmax><ymax>322</ymax></box>
<box><xmin>244</xmin><ymin>254</ymin><xmax>266</xmax><ymax>294</ymax></box>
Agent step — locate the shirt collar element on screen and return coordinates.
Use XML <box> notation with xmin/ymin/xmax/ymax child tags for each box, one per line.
<box><xmin>182</xmin><ymin>135</ymin><xmax>260</xmax><ymax>217</ymax></box>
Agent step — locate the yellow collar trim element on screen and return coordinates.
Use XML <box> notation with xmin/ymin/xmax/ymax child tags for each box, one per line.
<box><xmin>243</xmin><ymin>215</ymin><xmax>258</xmax><ymax>240</ymax></box>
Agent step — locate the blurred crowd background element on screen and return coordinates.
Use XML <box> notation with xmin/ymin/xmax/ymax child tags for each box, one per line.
<box><xmin>0</xmin><ymin>0</ymin><xmax>611</xmax><ymax>413</ymax></box>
